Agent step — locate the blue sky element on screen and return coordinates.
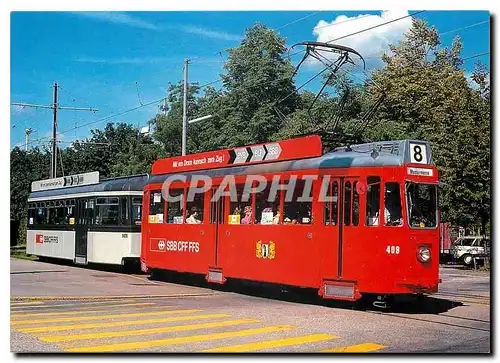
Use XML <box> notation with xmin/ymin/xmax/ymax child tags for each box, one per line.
<box><xmin>10</xmin><ymin>10</ymin><xmax>490</xmax><ymax>149</ymax></box>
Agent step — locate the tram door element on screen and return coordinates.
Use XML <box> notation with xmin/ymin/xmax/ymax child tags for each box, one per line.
<box><xmin>75</xmin><ymin>198</ymin><xmax>92</xmax><ymax>265</ymax></box>
<box><xmin>338</xmin><ymin>177</ymin><xmax>361</xmax><ymax>278</ymax></box>
<box><xmin>209</xmin><ymin>188</ymin><xmax>225</xmax><ymax>266</ymax></box>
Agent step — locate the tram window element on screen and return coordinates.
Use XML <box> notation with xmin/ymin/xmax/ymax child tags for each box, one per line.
<box><xmin>228</xmin><ymin>184</ymin><xmax>251</xmax><ymax>225</ymax></box>
<box><xmin>255</xmin><ymin>184</ymin><xmax>280</xmax><ymax>225</ymax></box>
<box><xmin>84</xmin><ymin>199</ymin><xmax>95</xmax><ymax>225</ymax></box>
<box><xmin>95</xmin><ymin>197</ymin><xmax>119</xmax><ymax>225</ymax></box>
<box><xmin>366</xmin><ymin>176</ymin><xmax>381</xmax><ymax>226</ymax></box>
<box><xmin>35</xmin><ymin>202</ymin><xmax>46</xmax><ymax>225</ymax></box>
<box><xmin>149</xmin><ymin>191</ymin><xmax>163</xmax><ymax>215</ymax></box>
<box><xmin>46</xmin><ymin>201</ymin><xmax>57</xmax><ymax>225</ymax></box>
<box><xmin>384</xmin><ymin>182</ymin><xmax>403</xmax><ymax>226</ymax></box>
<box><xmin>406</xmin><ymin>183</ymin><xmax>437</xmax><ymax>228</ymax></box>
<box><xmin>28</xmin><ymin>205</ymin><xmax>36</xmax><ymax>225</ymax></box>
<box><xmin>65</xmin><ymin>203</ymin><xmax>75</xmax><ymax>225</ymax></box>
<box><xmin>119</xmin><ymin>197</ymin><xmax>129</xmax><ymax>225</ymax></box>
<box><xmin>352</xmin><ymin>181</ymin><xmax>360</xmax><ymax>226</ymax></box>
<box><xmin>324</xmin><ymin>181</ymin><xmax>338</xmax><ymax>226</ymax></box>
<box><xmin>186</xmin><ymin>193</ymin><xmax>204</xmax><ymax>224</ymax></box>
<box><xmin>54</xmin><ymin>200</ymin><xmax>67</xmax><ymax>225</ymax></box>
<box><xmin>132</xmin><ymin>197</ymin><xmax>142</xmax><ymax>225</ymax></box>
<box><xmin>283</xmin><ymin>179</ymin><xmax>312</xmax><ymax>225</ymax></box>
<box><xmin>344</xmin><ymin>181</ymin><xmax>352</xmax><ymax>226</ymax></box>
<box><xmin>166</xmin><ymin>189</ymin><xmax>184</xmax><ymax>224</ymax></box>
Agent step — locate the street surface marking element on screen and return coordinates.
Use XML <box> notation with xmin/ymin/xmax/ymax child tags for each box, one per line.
<box><xmin>321</xmin><ymin>343</ymin><xmax>386</xmax><ymax>353</ymax></box>
<box><xmin>202</xmin><ymin>333</ymin><xmax>337</xmax><ymax>352</ymax></box>
<box><xmin>10</xmin><ymin>299</ymin><xmax>137</xmax><ymax>310</ymax></box>
<box><xmin>17</xmin><ymin>313</ymin><xmax>231</xmax><ymax>333</ymax></box>
<box><xmin>41</xmin><ymin>318</ymin><xmax>260</xmax><ymax>342</ymax></box>
<box><xmin>10</xmin><ymin>301</ymin><xmax>45</xmax><ymax>306</ymax></box>
<box><xmin>11</xmin><ymin>309</ymin><xmax>208</xmax><ymax>325</ymax></box>
<box><xmin>66</xmin><ymin>325</ymin><xmax>296</xmax><ymax>352</ymax></box>
<box><xmin>11</xmin><ymin>303</ymin><xmax>156</xmax><ymax>318</ymax></box>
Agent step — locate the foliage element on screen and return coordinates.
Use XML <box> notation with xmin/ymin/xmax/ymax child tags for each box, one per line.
<box><xmin>366</xmin><ymin>19</ymin><xmax>490</xmax><ymax>233</ymax></box>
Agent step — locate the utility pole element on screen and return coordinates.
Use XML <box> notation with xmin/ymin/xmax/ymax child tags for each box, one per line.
<box><xmin>51</xmin><ymin>82</ymin><xmax>59</xmax><ymax>179</ymax></box>
<box><xmin>24</xmin><ymin>128</ymin><xmax>34</xmax><ymax>151</ymax></box>
<box><xmin>182</xmin><ymin>59</ymin><xmax>189</xmax><ymax>156</ymax></box>
<box><xmin>12</xmin><ymin>82</ymin><xmax>98</xmax><ymax>178</ymax></box>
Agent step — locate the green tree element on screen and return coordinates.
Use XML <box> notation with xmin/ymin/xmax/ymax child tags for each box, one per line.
<box><xmin>366</xmin><ymin>18</ymin><xmax>490</xmax><ymax>232</ymax></box>
<box><xmin>216</xmin><ymin>23</ymin><xmax>299</xmax><ymax>147</ymax></box>
<box><xmin>10</xmin><ymin>146</ymin><xmax>51</xmax><ymax>245</ymax></box>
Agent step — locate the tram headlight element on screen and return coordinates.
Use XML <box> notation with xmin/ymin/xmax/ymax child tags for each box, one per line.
<box><xmin>417</xmin><ymin>247</ymin><xmax>431</xmax><ymax>263</ymax></box>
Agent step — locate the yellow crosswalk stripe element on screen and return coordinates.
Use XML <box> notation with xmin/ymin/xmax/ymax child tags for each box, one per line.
<box><xmin>17</xmin><ymin>313</ymin><xmax>231</xmax><ymax>333</ymax></box>
<box><xmin>10</xmin><ymin>301</ymin><xmax>44</xmax><ymax>306</ymax></box>
<box><xmin>66</xmin><ymin>325</ymin><xmax>296</xmax><ymax>352</ymax></box>
<box><xmin>321</xmin><ymin>343</ymin><xmax>386</xmax><ymax>353</ymax></box>
<box><xmin>11</xmin><ymin>303</ymin><xmax>156</xmax><ymax>318</ymax></box>
<box><xmin>11</xmin><ymin>309</ymin><xmax>201</xmax><ymax>325</ymax></box>
<box><xmin>10</xmin><ymin>299</ymin><xmax>137</xmax><ymax>310</ymax></box>
<box><xmin>202</xmin><ymin>333</ymin><xmax>337</xmax><ymax>352</ymax></box>
<box><xmin>42</xmin><ymin>318</ymin><xmax>260</xmax><ymax>342</ymax></box>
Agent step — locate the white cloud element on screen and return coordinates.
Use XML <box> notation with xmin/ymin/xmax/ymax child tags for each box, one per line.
<box><xmin>74</xmin><ymin>56</ymin><xmax>171</xmax><ymax>64</ymax></box>
<box><xmin>74</xmin><ymin>12</ymin><xmax>159</xmax><ymax>30</ymax></box>
<box><xmin>179</xmin><ymin>25</ymin><xmax>243</xmax><ymax>41</ymax></box>
<box><xmin>312</xmin><ymin>10</ymin><xmax>412</xmax><ymax>67</ymax></box>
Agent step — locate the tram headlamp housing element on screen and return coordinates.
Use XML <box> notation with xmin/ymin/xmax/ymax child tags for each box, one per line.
<box><xmin>417</xmin><ymin>247</ymin><xmax>431</xmax><ymax>263</ymax></box>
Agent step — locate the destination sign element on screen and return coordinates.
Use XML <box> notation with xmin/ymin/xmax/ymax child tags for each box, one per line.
<box><xmin>31</xmin><ymin>171</ymin><xmax>100</xmax><ymax>192</ymax></box>
<box><xmin>407</xmin><ymin>167</ymin><xmax>434</xmax><ymax>177</ymax></box>
<box><xmin>151</xmin><ymin>135</ymin><xmax>322</xmax><ymax>175</ymax></box>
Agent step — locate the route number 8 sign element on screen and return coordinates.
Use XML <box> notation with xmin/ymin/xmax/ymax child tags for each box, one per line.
<box><xmin>409</xmin><ymin>143</ymin><xmax>428</xmax><ymax>164</ymax></box>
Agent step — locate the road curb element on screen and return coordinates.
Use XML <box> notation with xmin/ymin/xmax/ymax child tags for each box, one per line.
<box><xmin>11</xmin><ymin>292</ymin><xmax>217</xmax><ymax>301</ymax></box>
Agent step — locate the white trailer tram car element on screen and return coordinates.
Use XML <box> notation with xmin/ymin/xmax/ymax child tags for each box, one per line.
<box><xmin>26</xmin><ymin>171</ymin><xmax>147</xmax><ymax>269</ymax></box>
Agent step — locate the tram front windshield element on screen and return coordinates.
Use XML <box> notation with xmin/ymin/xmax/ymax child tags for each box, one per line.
<box><xmin>405</xmin><ymin>182</ymin><xmax>438</xmax><ymax>228</ymax></box>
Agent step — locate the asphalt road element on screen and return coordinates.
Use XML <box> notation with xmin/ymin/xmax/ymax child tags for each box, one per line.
<box><xmin>10</xmin><ymin>258</ymin><xmax>491</xmax><ymax>353</ymax></box>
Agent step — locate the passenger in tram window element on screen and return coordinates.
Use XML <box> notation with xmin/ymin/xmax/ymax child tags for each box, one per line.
<box><xmin>384</xmin><ymin>183</ymin><xmax>403</xmax><ymax>226</ymax></box>
<box><xmin>272</xmin><ymin>211</ymin><xmax>280</xmax><ymax>224</ymax></box>
<box><xmin>241</xmin><ymin>206</ymin><xmax>252</xmax><ymax>224</ymax></box>
<box><xmin>366</xmin><ymin>177</ymin><xmax>381</xmax><ymax>226</ymax></box>
<box><xmin>186</xmin><ymin>206</ymin><xmax>202</xmax><ymax>224</ymax></box>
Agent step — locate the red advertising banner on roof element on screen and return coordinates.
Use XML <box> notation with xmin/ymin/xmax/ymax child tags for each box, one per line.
<box><xmin>151</xmin><ymin>135</ymin><xmax>323</xmax><ymax>175</ymax></box>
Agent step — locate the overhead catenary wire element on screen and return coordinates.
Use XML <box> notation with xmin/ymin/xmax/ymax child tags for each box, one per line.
<box><xmin>362</xmin><ymin>18</ymin><xmax>490</xmax><ymax>62</ymax></box>
<box><xmin>16</xmin><ymin>12</ymin><xmax>488</xmax><ymax>149</ymax></box>
<box><xmin>462</xmin><ymin>52</ymin><xmax>490</xmax><ymax>61</ymax></box>
<box><xmin>197</xmin><ymin>11</ymin><xmax>427</xmax><ymax>95</ymax></box>
<box><xmin>275</xmin><ymin>11</ymin><xmax>325</xmax><ymax>30</ymax></box>
<box><xmin>312</xmin><ymin>13</ymin><xmax>375</xmax><ymax>31</ymax></box>
<box><xmin>53</xmin><ymin>11</ymin><xmax>419</xmax><ymax>144</ymax></box>
<box><xmin>325</xmin><ymin>10</ymin><xmax>426</xmax><ymax>44</ymax></box>
<box><xmin>22</xmin><ymin>97</ymin><xmax>165</xmax><ymax>147</ymax></box>
<box><xmin>438</xmin><ymin>19</ymin><xmax>490</xmax><ymax>37</ymax></box>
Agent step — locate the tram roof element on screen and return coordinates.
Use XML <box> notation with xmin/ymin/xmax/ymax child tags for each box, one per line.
<box><xmin>147</xmin><ymin>139</ymin><xmax>433</xmax><ymax>185</ymax></box>
<box><xmin>29</xmin><ymin>174</ymin><xmax>149</xmax><ymax>200</ymax></box>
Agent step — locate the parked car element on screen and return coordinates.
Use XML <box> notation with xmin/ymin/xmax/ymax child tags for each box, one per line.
<box><xmin>450</xmin><ymin>236</ymin><xmax>490</xmax><ymax>265</ymax></box>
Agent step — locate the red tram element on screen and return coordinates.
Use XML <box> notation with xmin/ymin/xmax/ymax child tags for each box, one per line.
<box><xmin>141</xmin><ymin>135</ymin><xmax>440</xmax><ymax>304</ymax></box>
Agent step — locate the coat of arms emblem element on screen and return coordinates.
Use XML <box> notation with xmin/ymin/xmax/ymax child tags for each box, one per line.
<box><xmin>256</xmin><ymin>241</ymin><xmax>276</xmax><ymax>259</ymax></box>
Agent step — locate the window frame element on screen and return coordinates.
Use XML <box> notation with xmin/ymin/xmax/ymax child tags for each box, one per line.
<box><xmin>384</xmin><ymin>181</ymin><xmax>404</xmax><ymax>227</ymax></box>
<box><xmin>281</xmin><ymin>177</ymin><xmax>313</xmax><ymax>226</ymax></box>
<box><xmin>365</xmin><ymin>176</ymin><xmax>382</xmax><ymax>227</ymax></box>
